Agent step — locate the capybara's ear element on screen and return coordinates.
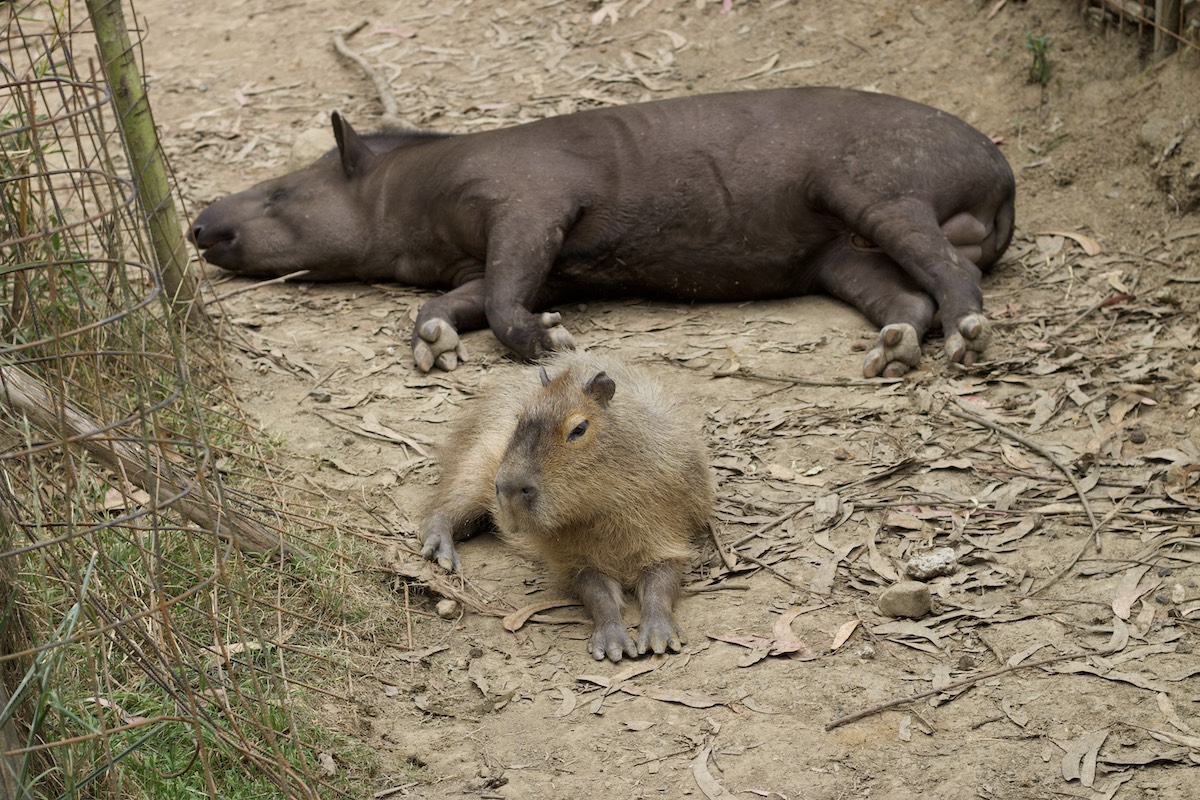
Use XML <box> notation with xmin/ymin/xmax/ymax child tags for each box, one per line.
<box><xmin>539</xmin><ymin>366</ymin><xmax>551</xmax><ymax>387</ymax></box>
<box><xmin>331</xmin><ymin>111</ymin><xmax>379</xmax><ymax>178</ymax></box>
<box><xmin>584</xmin><ymin>372</ymin><xmax>615</xmax><ymax>406</ymax></box>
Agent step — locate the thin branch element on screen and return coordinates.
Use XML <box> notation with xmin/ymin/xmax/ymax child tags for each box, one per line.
<box><xmin>825</xmin><ymin>652</ymin><xmax>1084</xmax><ymax>730</ymax></box>
<box><xmin>332</xmin><ymin>22</ymin><xmax>417</xmax><ymax>130</ymax></box>
<box><xmin>948</xmin><ymin>397</ymin><xmax>1099</xmax><ymax>536</ymax></box>
<box><xmin>211</xmin><ymin>270</ymin><xmax>311</xmax><ymax>302</ymax></box>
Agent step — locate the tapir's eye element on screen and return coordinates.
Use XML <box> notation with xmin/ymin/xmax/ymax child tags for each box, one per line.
<box><xmin>567</xmin><ymin>420</ymin><xmax>589</xmax><ymax>442</ymax></box>
<box><xmin>267</xmin><ymin>188</ymin><xmax>288</xmax><ymax>205</ymax></box>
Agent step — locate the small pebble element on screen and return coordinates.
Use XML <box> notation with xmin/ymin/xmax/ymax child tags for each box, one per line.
<box><xmin>436</xmin><ymin>599</ymin><xmax>460</xmax><ymax>619</ymax></box>
<box><xmin>308</xmin><ymin>390</ymin><xmax>331</xmax><ymax>403</ymax></box>
<box><xmin>905</xmin><ymin>547</ymin><xmax>958</xmax><ymax>580</ymax></box>
<box><xmin>878</xmin><ymin>581</ymin><xmax>932</xmax><ymax>618</ymax></box>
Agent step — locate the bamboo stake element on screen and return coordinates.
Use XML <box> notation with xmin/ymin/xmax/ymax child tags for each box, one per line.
<box><xmin>85</xmin><ymin>0</ymin><xmax>199</xmax><ymax>322</ymax></box>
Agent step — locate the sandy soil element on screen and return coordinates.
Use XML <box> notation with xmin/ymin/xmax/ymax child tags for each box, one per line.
<box><xmin>137</xmin><ymin>0</ymin><xmax>1198</xmax><ymax>797</ymax></box>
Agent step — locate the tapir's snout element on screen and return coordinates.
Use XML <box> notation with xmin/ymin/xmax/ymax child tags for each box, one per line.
<box><xmin>189</xmin><ymin>207</ymin><xmax>242</xmax><ymax>269</ymax></box>
<box><xmin>189</xmin><ymin>207</ymin><xmax>230</xmax><ymax>246</ymax></box>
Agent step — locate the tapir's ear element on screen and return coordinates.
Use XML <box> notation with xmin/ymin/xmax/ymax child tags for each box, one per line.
<box><xmin>331</xmin><ymin>111</ymin><xmax>378</xmax><ymax>178</ymax></box>
<box><xmin>583</xmin><ymin>372</ymin><xmax>616</xmax><ymax>407</ymax></box>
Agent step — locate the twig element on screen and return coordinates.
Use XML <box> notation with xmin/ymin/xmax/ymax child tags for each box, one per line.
<box><xmin>730</xmin><ymin>502</ymin><xmax>812</xmax><ymax>547</ymax></box>
<box><xmin>948</xmin><ymin>398</ymin><xmax>1099</xmax><ymax>536</ymax></box>
<box><xmin>729</xmin><ymin>458</ymin><xmax>917</xmax><ymax>549</ymax></box>
<box><xmin>299</xmin><ymin>365</ymin><xmax>344</xmax><ymax>406</ymax></box>
<box><xmin>332</xmin><ymin>22</ymin><xmax>417</xmax><ymax>130</ymax></box>
<box><xmin>211</xmin><ymin>270</ymin><xmax>311</xmax><ymax>303</ymax></box>
<box><xmin>1055</xmin><ymin>292</ymin><xmax>1136</xmax><ymax>337</ymax></box>
<box><xmin>708</xmin><ymin>523</ymin><xmax>737</xmax><ymax>571</ymax></box>
<box><xmin>384</xmin><ymin>549</ymin><xmax>509</xmax><ymax>618</ymax></box>
<box><xmin>1033</xmin><ymin>500</ymin><xmax>1127</xmax><ymax>595</ymax></box>
<box><xmin>825</xmin><ymin>652</ymin><xmax>1083</xmax><ymax>730</ymax></box>
<box><xmin>734</xmin><ymin>551</ymin><xmax>821</xmax><ymax>597</ymax></box>
<box><xmin>724</xmin><ymin>366</ymin><xmax>903</xmax><ymax>388</ymax></box>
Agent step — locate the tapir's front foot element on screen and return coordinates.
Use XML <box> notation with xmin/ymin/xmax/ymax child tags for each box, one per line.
<box><xmin>413</xmin><ymin>318</ymin><xmax>468</xmax><ymax>373</ymax></box>
<box><xmin>536</xmin><ymin>311</ymin><xmax>577</xmax><ymax>353</ymax></box>
<box><xmin>863</xmin><ymin>323</ymin><xmax>922</xmax><ymax>378</ymax></box>
<box><xmin>943</xmin><ymin>312</ymin><xmax>991</xmax><ymax>368</ymax></box>
<box><xmin>497</xmin><ymin>309</ymin><xmax>577</xmax><ymax>362</ymax></box>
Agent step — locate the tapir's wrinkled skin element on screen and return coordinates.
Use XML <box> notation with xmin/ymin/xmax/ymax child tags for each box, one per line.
<box><xmin>191</xmin><ymin>88</ymin><xmax>1015</xmax><ymax>377</ymax></box>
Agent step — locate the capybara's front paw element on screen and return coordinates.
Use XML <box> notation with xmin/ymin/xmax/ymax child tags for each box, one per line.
<box><xmin>943</xmin><ymin>312</ymin><xmax>990</xmax><ymax>368</ymax></box>
<box><xmin>863</xmin><ymin>323</ymin><xmax>921</xmax><ymax>378</ymax></box>
<box><xmin>637</xmin><ymin>614</ymin><xmax>686</xmax><ymax>656</ymax></box>
<box><xmin>419</xmin><ymin>527</ymin><xmax>461</xmax><ymax>573</ymax></box>
<box><xmin>589</xmin><ymin>621</ymin><xmax>638</xmax><ymax>663</ymax></box>
<box><xmin>413</xmin><ymin>318</ymin><xmax>468</xmax><ymax>373</ymax></box>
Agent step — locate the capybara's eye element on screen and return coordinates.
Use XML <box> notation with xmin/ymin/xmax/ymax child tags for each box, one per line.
<box><xmin>567</xmin><ymin>420</ymin><xmax>589</xmax><ymax>442</ymax></box>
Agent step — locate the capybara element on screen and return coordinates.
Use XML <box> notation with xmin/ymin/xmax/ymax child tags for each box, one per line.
<box><xmin>420</xmin><ymin>351</ymin><xmax>712</xmax><ymax>662</ymax></box>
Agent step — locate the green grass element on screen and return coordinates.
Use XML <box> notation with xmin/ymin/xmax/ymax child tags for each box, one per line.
<box><xmin>2</xmin><ymin>83</ymin><xmax>391</xmax><ymax>800</ymax></box>
<box><xmin>1025</xmin><ymin>32</ymin><xmax>1052</xmax><ymax>85</ymax></box>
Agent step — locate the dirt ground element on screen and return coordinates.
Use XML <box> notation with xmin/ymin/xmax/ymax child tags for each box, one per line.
<box><xmin>136</xmin><ymin>0</ymin><xmax>1199</xmax><ymax>797</ymax></box>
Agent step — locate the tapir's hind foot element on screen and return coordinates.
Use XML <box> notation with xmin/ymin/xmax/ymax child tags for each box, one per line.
<box><xmin>863</xmin><ymin>323</ymin><xmax>922</xmax><ymax>378</ymax></box>
<box><xmin>414</xmin><ymin>318</ymin><xmax>469</xmax><ymax>372</ymax></box>
<box><xmin>943</xmin><ymin>312</ymin><xmax>991</xmax><ymax>368</ymax></box>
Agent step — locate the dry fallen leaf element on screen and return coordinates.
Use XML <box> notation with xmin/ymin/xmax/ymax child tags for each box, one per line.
<box><xmin>358</xmin><ymin>411</ymin><xmax>431</xmax><ymax>456</ymax></box>
<box><xmin>1059</xmin><ymin>728</ymin><xmax>1109</xmax><ymax>786</ymax></box>
<box><xmin>1111</xmin><ymin>565</ymin><xmax>1154</xmax><ymax>620</ymax></box>
<box><xmin>552</xmin><ymin>687</ymin><xmax>576</xmax><ymax>718</ymax></box>
<box><xmin>692</xmin><ymin>744</ymin><xmax>735</xmax><ymax>799</ymax></box>
<box><xmin>642</xmin><ymin>688</ymin><xmax>727</xmax><ymax>708</ymax></box>
<box><xmin>1035</xmin><ymin>229</ymin><xmax>1102</xmax><ymax>256</ymax></box>
<box><xmin>656</xmin><ymin>28</ymin><xmax>687</xmax><ymax>49</ymax></box>
<box><xmin>811</xmin><ymin>543</ymin><xmax>856</xmax><ymax>595</ymax></box>
<box><xmin>502</xmin><ymin>598</ymin><xmax>579</xmax><ymax>632</ymax></box>
<box><xmin>830</xmin><ymin>619</ymin><xmax>860</xmax><ymax>652</ymax></box>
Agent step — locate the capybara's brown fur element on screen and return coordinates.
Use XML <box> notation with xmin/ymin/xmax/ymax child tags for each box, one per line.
<box><xmin>420</xmin><ymin>351</ymin><xmax>713</xmax><ymax>662</ymax></box>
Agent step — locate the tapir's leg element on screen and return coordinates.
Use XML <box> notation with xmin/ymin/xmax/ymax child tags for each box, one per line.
<box><xmin>816</xmin><ymin>245</ymin><xmax>935</xmax><ymax>378</ymax></box>
<box><xmin>572</xmin><ymin>568</ymin><xmax>638</xmax><ymax>662</ymax></box>
<box><xmin>482</xmin><ymin>217</ymin><xmax>578</xmax><ymax>361</ymax></box>
<box><xmin>411</xmin><ymin>278</ymin><xmax>488</xmax><ymax>372</ymax></box>
<box><xmin>832</xmin><ymin>196</ymin><xmax>993</xmax><ymax>368</ymax></box>
<box><xmin>635</xmin><ymin>560</ymin><xmax>686</xmax><ymax>656</ymax></box>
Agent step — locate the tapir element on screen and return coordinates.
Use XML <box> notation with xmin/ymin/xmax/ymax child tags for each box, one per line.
<box><xmin>191</xmin><ymin>87</ymin><xmax>1015</xmax><ymax>376</ymax></box>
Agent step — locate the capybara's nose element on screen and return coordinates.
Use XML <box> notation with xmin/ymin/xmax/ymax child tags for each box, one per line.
<box><xmin>495</xmin><ymin>475</ymin><xmax>537</xmax><ymax>505</ymax></box>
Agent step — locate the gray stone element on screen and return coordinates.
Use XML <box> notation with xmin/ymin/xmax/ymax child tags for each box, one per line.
<box><xmin>905</xmin><ymin>547</ymin><xmax>958</xmax><ymax>580</ymax></box>
<box><xmin>878</xmin><ymin>581</ymin><xmax>932</xmax><ymax>619</ymax></box>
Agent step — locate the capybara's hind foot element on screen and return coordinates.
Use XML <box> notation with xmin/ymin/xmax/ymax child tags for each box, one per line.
<box><xmin>944</xmin><ymin>312</ymin><xmax>991</xmax><ymax>368</ymax></box>
<box><xmin>413</xmin><ymin>318</ymin><xmax>468</xmax><ymax>373</ymax></box>
<box><xmin>589</xmin><ymin>622</ymin><xmax>639</xmax><ymax>663</ymax></box>
<box><xmin>863</xmin><ymin>323</ymin><xmax>921</xmax><ymax>378</ymax></box>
